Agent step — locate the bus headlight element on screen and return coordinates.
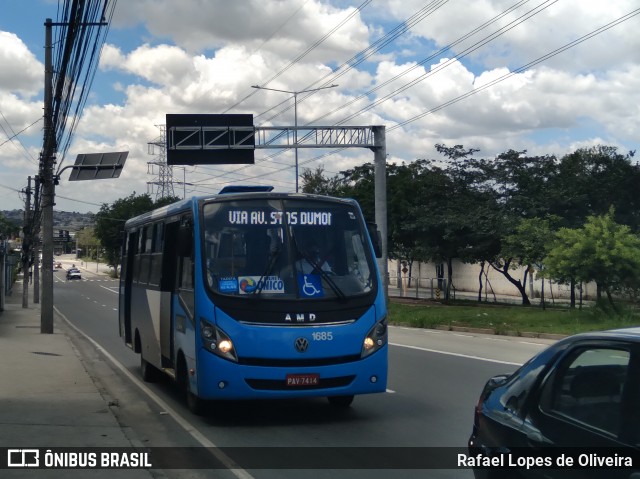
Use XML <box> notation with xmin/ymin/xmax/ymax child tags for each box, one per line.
<box><xmin>200</xmin><ymin>320</ymin><xmax>238</xmax><ymax>362</ymax></box>
<box><xmin>361</xmin><ymin>317</ymin><xmax>387</xmax><ymax>358</ymax></box>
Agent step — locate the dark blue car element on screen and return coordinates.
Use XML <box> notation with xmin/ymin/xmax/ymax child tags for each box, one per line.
<box><xmin>469</xmin><ymin>328</ymin><xmax>640</xmax><ymax>478</ymax></box>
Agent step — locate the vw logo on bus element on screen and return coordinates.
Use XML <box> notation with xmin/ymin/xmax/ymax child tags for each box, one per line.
<box><xmin>294</xmin><ymin>337</ymin><xmax>310</xmax><ymax>353</ymax></box>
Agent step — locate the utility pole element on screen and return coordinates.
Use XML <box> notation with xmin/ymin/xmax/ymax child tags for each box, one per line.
<box><xmin>372</xmin><ymin>126</ymin><xmax>388</xmax><ymax>299</ymax></box>
<box><xmin>251</xmin><ymin>84</ymin><xmax>338</xmax><ymax>192</ymax></box>
<box><xmin>41</xmin><ymin>18</ymin><xmax>55</xmax><ymax>334</ymax></box>
<box><xmin>21</xmin><ymin>176</ymin><xmax>32</xmax><ymax>308</ymax></box>
<box><xmin>33</xmin><ymin>176</ymin><xmax>40</xmax><ymax>303</ymax></box>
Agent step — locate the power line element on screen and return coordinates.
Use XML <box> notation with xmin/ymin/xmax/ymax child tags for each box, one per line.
<box><xmin>257</xmin><ymin>0</ymin><xmax>451</xmax><ymax>125</ymax></box>
<box><xmin>390</xmin><ymin>8</ymin><xmax>640</xmax><ymax>131</ymax></box>
<box><xmin>52</xmin><ymin>0</ymin><xmax>117</xmax><ymax>173</ymax></box>
<box><xmin>249</xmin><ymin>0</ymin><xmax>314</xmax><ymax>57</ymax></box>
<box><xmin>333</xmin><ymin>0</ymin><xmax>558</xmax><ymax>126</ymax></box>
<box><xmin>0</xmin><ymin>117</ymin><xmax>43</xmax><ymax>149</ymax></box>
<box><xmin>223</xmin><ymin>0</ymin><xmax>372</xmax><ymax>114</ymax></box>
<box><xmin>0</xmin><ymin>112</ymin><xmax>39</xmax><ymax>165</ymax></box>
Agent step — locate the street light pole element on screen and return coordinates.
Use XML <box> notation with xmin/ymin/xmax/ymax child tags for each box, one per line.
<box><xmin>251</xmin><ymin>84</ymin><xmax>338</xmax><ymax>192</ymax></box>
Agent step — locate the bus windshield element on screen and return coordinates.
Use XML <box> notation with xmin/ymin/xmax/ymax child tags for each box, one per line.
<box><xmin>202</xmin><ymin>198</ymin><xmax>376</xmax><ymax>300</ymax></box>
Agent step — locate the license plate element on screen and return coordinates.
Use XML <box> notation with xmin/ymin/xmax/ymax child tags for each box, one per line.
<box><xmin>286</xmin><ymin>373</ymin><xmax>320</xmax><ymax>387</ymax></box>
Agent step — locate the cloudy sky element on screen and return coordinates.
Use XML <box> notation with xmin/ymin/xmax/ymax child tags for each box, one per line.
<box><xmin>0</xmin><ymin>0</ymin><xmax>638</xmax><ymax>214</ymax></box>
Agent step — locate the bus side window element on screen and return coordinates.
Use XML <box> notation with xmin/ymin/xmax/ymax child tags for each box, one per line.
<box><xmin>132</xmin><ymin>229</ymin><xmax>143</xmax><ymax>284</ymax></box>
<box><xmin>177</xmin><ymin>217</ymin><xmax>195</xmax><ymax>318</ymax></box>
<box><xmin>148</xmin><ymin>222</ymin><xmax>164</xmax><ymax>287</ymax></box>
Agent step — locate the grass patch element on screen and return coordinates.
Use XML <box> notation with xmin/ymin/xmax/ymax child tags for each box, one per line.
<box><xmin>388</xmin><ymin>299</ymin><xmax>640</xmax><ymax>336</ymax></box>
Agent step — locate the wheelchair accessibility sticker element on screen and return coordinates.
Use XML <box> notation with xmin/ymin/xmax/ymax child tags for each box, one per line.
<box><xmin>297</xmin><ymin>274</ymin><xmax>324</xmax><ymax>298</ymax></box>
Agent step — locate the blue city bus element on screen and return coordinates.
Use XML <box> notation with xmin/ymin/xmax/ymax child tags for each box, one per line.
<box><xmin>118</xmin><ymin>188</ymin><xmax>387</xmax><ymax>413</ymax></box>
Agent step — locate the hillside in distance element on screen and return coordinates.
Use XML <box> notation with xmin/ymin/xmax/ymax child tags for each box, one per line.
<box><xmin>1</xmin><ymin>209</ymin><xmax>95</xmax><ymax>232</ymax></box>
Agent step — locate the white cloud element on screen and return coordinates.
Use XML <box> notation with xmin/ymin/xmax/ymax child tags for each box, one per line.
<box><xmin>0</xmin><ymin>31</ymin><xmax>41</xmax><ymax>98</ymax></box>
<box><xmin>112</xmin><ymin>0</ymin><xmax>371</xmax><ymax>63</ymax></box>
<box><xmin>385</xmin><ymin>0</ymin><xmax>640</xmax><ymax>73</ymax></box>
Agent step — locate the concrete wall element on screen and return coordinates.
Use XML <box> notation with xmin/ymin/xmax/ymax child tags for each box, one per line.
<box><xmin>388</xmin><ymin>258</ymin><xmax>595</xmax><ymax>300</ymax></box>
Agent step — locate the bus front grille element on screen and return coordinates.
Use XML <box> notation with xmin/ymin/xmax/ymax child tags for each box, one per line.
<box><xmin>238</xmin><ymin>355</ymin><xmax>361</xmax><ymax>367</ymax></box>
<box><xmin>245</xmin><ymin>375</ymin><xmax>355</xmax><ymax>391</ymax></box>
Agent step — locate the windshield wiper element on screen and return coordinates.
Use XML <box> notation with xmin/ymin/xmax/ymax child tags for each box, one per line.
<box><xmin>251</xmin><ymin>251</ymin><xmax>280</xmax><ymax>298</ymax></box>
<box><xmin>252</xmin><ymin>230</ymin><xmax>283</xmax><ymax>298</ymax></box>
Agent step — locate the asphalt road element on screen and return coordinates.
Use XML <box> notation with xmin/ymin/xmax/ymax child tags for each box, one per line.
<box><xmin>52</xmin><ymin>268</ymin><xmax>554</xmax><ymax>479</ymax></box>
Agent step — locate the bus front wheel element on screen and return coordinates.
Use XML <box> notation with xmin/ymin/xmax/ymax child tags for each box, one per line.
<box><xmin>178</xmin><ymin>356</ymin><xmax>205</xmax><ymax>415</ymax></box>
<box><xmin>186</xmin><ymin>388</ymin><xmax>205</xmax><ymax>415</ymax></box>
<box><xmin>327</xmin><ymin>395</ymin><xmax>354</xmax><ymax>408</ymax></box>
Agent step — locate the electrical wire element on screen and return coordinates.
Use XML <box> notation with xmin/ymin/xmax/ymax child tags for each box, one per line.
<box><xmin>223</xmin><ymin>0</ymin><xmax>372</xmax><ymax>114</ymax></box>
<box><xmin>390</xmin><ymin>8</ymin><xmax>640</xmax><ymax>131</ymax></box>
<box><xmin>0</xmin><ymin>117</ymin><xmax>43</xmax><ymax>150</ymax></box>
<box><xmin>333</xmin><ymin>0</ymin><xmax>558</xmax><ymax>126</ymax></box>
<box><xmin>0</xmin><ymin>112</ymin><xmax>39</xmax><ymax>166</ymax></box>
<box><xmin>49</xmin><ymin>0</ymin><xmax>117</xmax><ymax>175</ymax></box>
<box><xmin>256</xmin><ymin>0</ymin><xmax>452</xmax><ymax>125</ymax></box>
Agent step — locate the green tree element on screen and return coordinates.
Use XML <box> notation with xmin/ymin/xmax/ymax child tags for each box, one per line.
<box><xmin>550</xmin><ymin>146</ymin><xmax>640</xmax><ymax>230</ymax></box>
<box><xmin>0</xmin><ymin>213</ymin><xmax>19</xmax><ymax>239</ymax></box>
<box><xmin>300</xmin><ymin>165</ymin><xmax>346</xmax><ymax>197</ymax></box>
<box><xmin>544</xmin><ymin>208</ymin><xmax>640</xmax><ymax>311</ymax></box>
<box><xmin>75</xmin><ymin>226</ymin><xmax>100</xmax><ymax>260</ymax></box>
<box><xmin>408</xmin><ymin>146</ymin><xmax>501</xmax><ymax>300</ymax></box>
<box><xmin>468</xmin><ymin>150</ymin><xmax>559</xmax><ymax>304</ymax></box>
<box><xmin>501</xmin><ymin>216</ymin><xmax>559</xmax><ymax>307</ymax></box>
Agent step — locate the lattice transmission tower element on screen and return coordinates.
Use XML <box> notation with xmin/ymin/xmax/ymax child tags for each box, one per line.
<box><xmin>147</xmin><ymin>125</ymin><xmax>175</xmax><ymax>200</ymax></box>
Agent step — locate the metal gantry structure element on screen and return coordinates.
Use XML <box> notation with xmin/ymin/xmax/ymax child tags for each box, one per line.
<box><xmin>147</xmin><ymin>125</ymin><xmax>176</xmax><ymax>200</ymax></box>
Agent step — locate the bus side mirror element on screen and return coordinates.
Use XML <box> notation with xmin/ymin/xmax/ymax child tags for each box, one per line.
<box><xmin>366</xmin><ymin>222</ymin><xmax>382</xmax><ymax>258</ymax></box>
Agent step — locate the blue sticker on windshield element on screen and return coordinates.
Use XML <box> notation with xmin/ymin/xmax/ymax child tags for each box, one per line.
<box><xmin>219</xmin><ymin>277</ymin><xmax>238</xmax><ymax>293</ymax></box>
<box><xmin>297</xmin><ymin>274</ymin><xmax>324</xmax><ymax>298</ymax></box>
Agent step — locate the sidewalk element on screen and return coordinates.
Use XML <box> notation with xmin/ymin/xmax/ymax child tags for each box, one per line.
<box><xmin>0</xmin><ymin>278</ymin><xmax>152</xmax><ymax>477</ymax></box>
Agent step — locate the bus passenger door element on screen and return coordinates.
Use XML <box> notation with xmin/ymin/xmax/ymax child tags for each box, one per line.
<box><xmin>172</xmin><ymin>217</ymin><xmax>196</xmax><ymax>378</ymax></box>
<box><xmin>119</xmin><ymin>231</ymin><xmax>136</xmax><ymax>346</ymax></box>
<box><xmin>160</xmin><ymin>221</ymin><xmax>180</xmax><ymax>367</ymax></box>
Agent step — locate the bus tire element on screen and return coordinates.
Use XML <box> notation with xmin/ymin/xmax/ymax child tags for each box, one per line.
<box><xmin>178</xmin><ymin>355</ymin><xmax>205</xmax><ymax>415</ymax></box>
<box><xmin>186</xmin><ymin>388</ymin><xmax>205</xmax><ymax>416</ymax></box>
<box><xmin>140</xmin><ymin>356</ymin><xmax>160</xmax><ymax>383</ymax></box>
<box><xmin>327</xmin><ymin>395</ymin><xmax>354</xmax><ymax>408</ymax></box>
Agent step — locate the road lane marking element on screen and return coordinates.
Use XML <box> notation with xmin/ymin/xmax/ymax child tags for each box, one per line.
<box><xmin>54</xmin><ymin>306</ymin><xmax>255</xmax><ymax>479</ymax></box>
<box><xmin>100</xmin><ymin>285</ymin><xmax>119</xmax><ymax>294</ymax></box>
<box><xmin>390</xmin><ymin>342</ymin><xmax>521</xmax><ymax>366</ymax></box>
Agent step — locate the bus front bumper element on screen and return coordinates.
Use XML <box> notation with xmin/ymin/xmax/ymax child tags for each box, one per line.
<box><xmin>195</xmin><ymin>346</ymin><xmax>388</xmax><ymax>400</ymax></box>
